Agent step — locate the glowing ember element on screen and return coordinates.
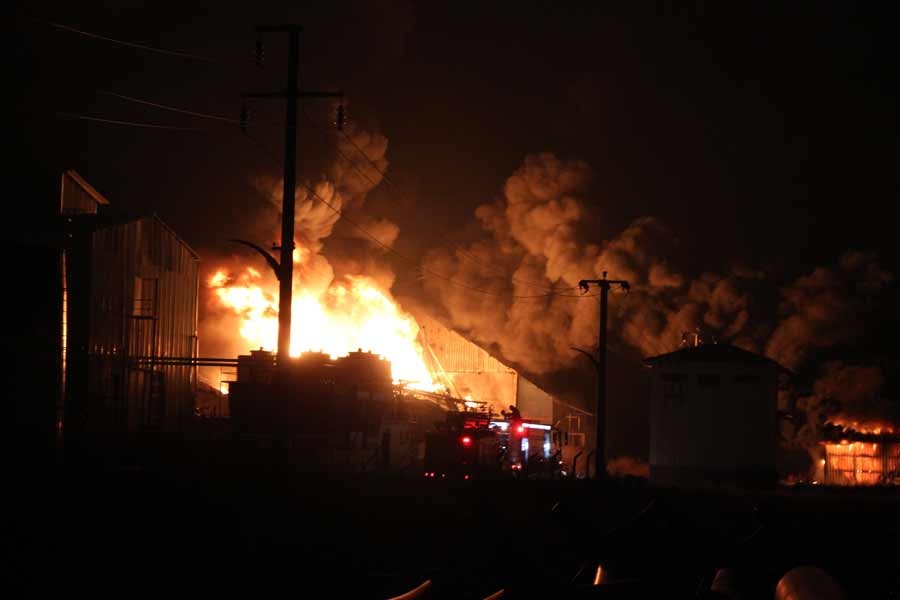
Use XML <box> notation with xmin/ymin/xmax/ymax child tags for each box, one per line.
<box><xmin>208</xmin><ymin>267</ymin><xmax>440</xmax><ymax>391</ymax></box>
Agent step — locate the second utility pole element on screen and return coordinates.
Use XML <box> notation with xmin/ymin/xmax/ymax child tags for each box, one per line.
<box><xmin>578</xmin><ymin>272</ymin><xmax>629</xmax><ymax>480</ymax></box>
<box><xmin>242</xmin><ymin>25</ymin><xmax>342</xmax><ymax>364</ymax></box>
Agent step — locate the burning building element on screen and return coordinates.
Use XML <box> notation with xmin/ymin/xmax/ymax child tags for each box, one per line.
<box><xmin>413</xmin><ymin>311</ymin><xmax>556</xmax><ymax>422</ymax></box>
<box><xmin>819</xmin><ymin>422</ymin><xmax>900</xmax><ymax>486</ymax></box>
<box><xmin>226</xmin><ymin>349</ymin><xmax>447</xmax><ymax>471</ymax></box>
<box><xmin>207</xmin><ymin>265</ymin><xmax>577</xmax><ymax>473</ymax></box>
<box><xmin>61</xmin><ymin>170</ymin><xmax>200</xmax><ymax>437</ymax></box>
<box><xmin>204</xmin><ymin>268</ymin><xmax>567</xmax><ymax>427</ymax></box>
<box><xmin>644</xmin><ymin>341</ymin><xmax>791</xmax><ymax>488</ymax></box>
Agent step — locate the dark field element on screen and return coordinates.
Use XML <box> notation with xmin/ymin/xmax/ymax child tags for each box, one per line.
<box><xmin>6</xmin><ymin>445</ymin><xmax>898</xmax><ymax>599</ymax></box>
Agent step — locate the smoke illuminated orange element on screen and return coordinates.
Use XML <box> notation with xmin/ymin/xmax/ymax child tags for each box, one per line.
<box><xmin>208</xmin><ymin>266</ymin><xmax>440</xmax><ymax>391</ymax></box>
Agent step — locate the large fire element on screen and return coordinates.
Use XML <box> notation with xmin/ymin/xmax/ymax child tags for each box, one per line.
<box><xmin>208</xmin><ymin>265</ymin><xmax>441</xmax><ymax>392</ymax></box>
<box><xmin>826</xmin><ymin>416</ymin><xmax>895</xmax><ymax>435</ymax></box>
<box><xmin>818</xmin><ymin>418</ymin><xmax>900</xmax><ymax>485</ymax></box>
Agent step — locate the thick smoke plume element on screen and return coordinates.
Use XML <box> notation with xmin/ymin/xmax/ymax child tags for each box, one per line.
<box><xmin>198</xmin><ymin>124</ymin><xmax>401</xmax><ymax>366</ymax></box>
<box><xmin>789</xmin><ymin>361</ymin><xmax>888</xmax><ymax>449</ymax></box>
<box><xmin>765</xmin><ymin>252</ymin><xmax>893</xmax><ymax>370</ymax></box>
<box><xmin>423</xmin><ymin>152</ymin><xmax>894</xmax><ymax>379</ymax></box>
<box><xmin>422</xmin><ymin>152</ymin><xmax>896</xmax><ymax>474</ymax></box>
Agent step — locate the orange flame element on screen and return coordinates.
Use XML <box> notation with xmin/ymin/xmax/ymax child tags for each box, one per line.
<box><xmin>827</xmin><ymin>416</ymin><xmax>895</xmax><ymax>435</ymax></box>
<box><xmin>208</xmin><ymin>267</ymin><xmax>440</xmax><ymax>391</ymax></box>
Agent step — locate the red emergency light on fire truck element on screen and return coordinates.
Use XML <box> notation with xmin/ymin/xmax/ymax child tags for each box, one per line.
<box><xmin>423</xmin><ymin>410</ymin><xmax>501</xmax><ymax>480</ymax></box>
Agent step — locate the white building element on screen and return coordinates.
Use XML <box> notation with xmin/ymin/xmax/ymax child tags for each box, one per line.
<box><xmin>644</xmin><ymin>343</ymin><xmax>790</xmax><ymax>488</ymax></box>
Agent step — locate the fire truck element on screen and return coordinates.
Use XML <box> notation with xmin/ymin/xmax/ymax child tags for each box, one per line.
<box><xmin>423</xmin><ymin>409</ymin><xmax>499</xmax><ymax>479</ymax></box>
<box><xmin>423</xmin><ymin>408</ymin><xmax>559</xmax><ymax>479</ymax></box>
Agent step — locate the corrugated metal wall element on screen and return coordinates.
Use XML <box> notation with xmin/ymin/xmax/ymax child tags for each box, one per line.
<box><xmin>824</xmin><ymin>442</ymin><xmax>900</xmax><ymax>485</ymax></box>
<box><xmin>87</xmin><ymin>216</ymin><xmax>199</xmax><ymax>433</ymax></box>
<box><xmin>416</xmin><ymin>313</ymin><xmax>512</xmax><ymax>374</ymax></box>
<box><xmin>413</xmin><ymin>312</ymin><xmax>553</xmax><ymax>421</ymax></box>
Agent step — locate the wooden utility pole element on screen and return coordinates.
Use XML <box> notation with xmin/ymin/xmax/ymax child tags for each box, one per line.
<box><xmin>242</xmin><ymin>25</ymin><xmax>343</xmax><ymax>364</ymax></box>
<box><xmin>577</xmin><ymin>272</ymin><xmax>629</xmax><ymax>479</ymax></box>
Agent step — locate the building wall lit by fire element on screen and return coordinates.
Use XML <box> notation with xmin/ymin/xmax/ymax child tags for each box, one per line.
<box><xmin>61</xmin><ymin>171</ymin><xmax>199</xmax><ymax>435</ymax></box>
<box><xmin>821</xmin><ymin>424</ymin><xmax>900</xmax><ymax>486</ymax></box>
<box><xmin>644</xmin><ymin>343</ymin><xmax>791</xmax><ymax>488</ymax></box>
<box><xmin>414</xmin><ymin>312</ymin><xmax>564</xmax><ymax>424</ymax></box>
<box><xmin>414</xmin><ymin>311</ymin><xmax>593</xmax><ymax>474</ymax></box>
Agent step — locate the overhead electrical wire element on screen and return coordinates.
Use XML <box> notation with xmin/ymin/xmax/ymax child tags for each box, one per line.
<box><xmin>100</xmin><ymin>91</ymin><xmax>240</xmax><ymax>124</ymax></box>
<box><xmin>46</xmin><ymin>20</ymin><xmax>221</xmax><ymax>63</ymax></box>
<box><xmin>239</xmin><ymin>130</ymin><xmax>595</xmax><ymax>300</ymax></box>
<box><xmin>57</xmin><ymin>111</ymin><xmax>204</xmax><ymax>131</ymax></box>
<box><xmin>39</xmin><ymin>19</ymin><xmax>588</xmax><ymax>296</ymax></box>
<box><xmin>61</xmin><ymin>88</ymin><xmax>598</xmax><ymax>301</ymax></box>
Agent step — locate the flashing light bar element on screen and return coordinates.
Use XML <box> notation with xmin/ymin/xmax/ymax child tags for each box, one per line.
<box><xmin>489</xmin><ymin>421</ymin><xmax>551</xmax><ymax>431</ymax></box>
<box><xmin>523</xmin><ymin>423</ymin><xmax>551</xmax><ymax>431</ymax></box>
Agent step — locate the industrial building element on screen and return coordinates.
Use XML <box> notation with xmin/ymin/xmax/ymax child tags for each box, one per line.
<box><xmin>644</xmin><ymin>342</ymin><xmax>791</xmax><ymax>488</ymax></box>
<box><xmin>223</xmin><ymin>311</ymin><xmax>588</xmax><ymax>475</ymax></box>
<box><xmin>414</xmin><ymin>312</ymin><xmax>594</xmax><ymax>473</ymax></box>
<box><xmin>227</xmin><ymin>349</ymin><xmax>447</xmax><ymax>471</ymax></box>
<box><xmin>819</xmin><ymin>424</ymin><xmax>900</xmax><ymax>485</ymax></box>
<box><xmin>60</xmin><ymin>170</ymin><xmax>200</xmax><ymax>437</ymax></box>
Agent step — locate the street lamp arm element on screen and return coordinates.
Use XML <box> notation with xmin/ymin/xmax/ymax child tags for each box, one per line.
<box><xmin>227</xmin><ymin>238</ymin><xmax>282</xmax><ymax>280</ymax></box>
<box><xmin>570</xmin><ymin>346</ymin><xmax>599</xmax><ymax>370</ymax></box>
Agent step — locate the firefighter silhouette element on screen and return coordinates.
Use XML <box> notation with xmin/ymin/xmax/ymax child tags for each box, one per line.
<box><xmin>501</xmin><ymin>404</ymin><xmax>521</xmax><ymax>422</ymax></box>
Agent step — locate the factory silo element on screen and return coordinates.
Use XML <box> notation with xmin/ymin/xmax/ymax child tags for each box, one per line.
<box><xmin>644</xmin><ymin>342</ymin><xmax>789</xmax><ymax>488</ymax></box>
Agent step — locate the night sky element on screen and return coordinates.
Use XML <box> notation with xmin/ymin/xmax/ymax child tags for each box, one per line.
<box><xmin>13</xmin><ymin>2</ymin><xmax>898</xmax><ymax>266</ymax></box>
<box><xmin>11</xmin><ymin>2</ymin><xmax>900</xmax><ymax>455</ymax></box>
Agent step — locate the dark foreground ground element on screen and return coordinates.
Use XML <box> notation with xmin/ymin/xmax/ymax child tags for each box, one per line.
<box><xmin>5</xmin><ymin>443</ymin><xmax>899</xmax><ymax>599</ymax></box>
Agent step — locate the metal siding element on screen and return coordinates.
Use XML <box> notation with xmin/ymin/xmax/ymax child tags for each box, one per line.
<box><xmin>516</xmin><ymin>376</ymin><xmax>554</xmax><ymax>422</ymax></box>
<box><xmin>83</xmin><ymin>216</ymin><xmax>199</xmax><ymax>434</ymax></box>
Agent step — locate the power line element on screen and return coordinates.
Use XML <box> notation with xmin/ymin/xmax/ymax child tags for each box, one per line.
<box><xmin>86</xmin><ymin>88</ymin><xmax>589</xmax><ymax>299</ymax></box>
<box><xmin>57</xmin><ymin>88</ymin><xmax>595</xmax><ymax>302</ymax></box>
<box><xmin>46</xmin><ymin>20</ymin><xmax>221</xmax><ymax>63</ymax></box>
<box><xmin>100</xmin><ymin>91</ymin><xmax>240</xmax><ymax>124</ymax></box>
<box><xmin>56</xmin><ymin>112</ymin><xmax>204</xmax><ymax>131</ymax></box>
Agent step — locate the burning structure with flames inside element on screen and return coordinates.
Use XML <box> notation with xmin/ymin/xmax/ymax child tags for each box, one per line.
<box><xmin>819</xmin><ymin>423</ymin><xmax>900</xmax><ymax>486</ymax></box>
<box><xmin>228</xmin><ymin>348</ymin><xmax>457</xmax><ymax>472</ymax></box>
<box><xmin>222</xmin><ymin>311</ymin><xmax>576</xmax><ymax>475</ymax></box>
